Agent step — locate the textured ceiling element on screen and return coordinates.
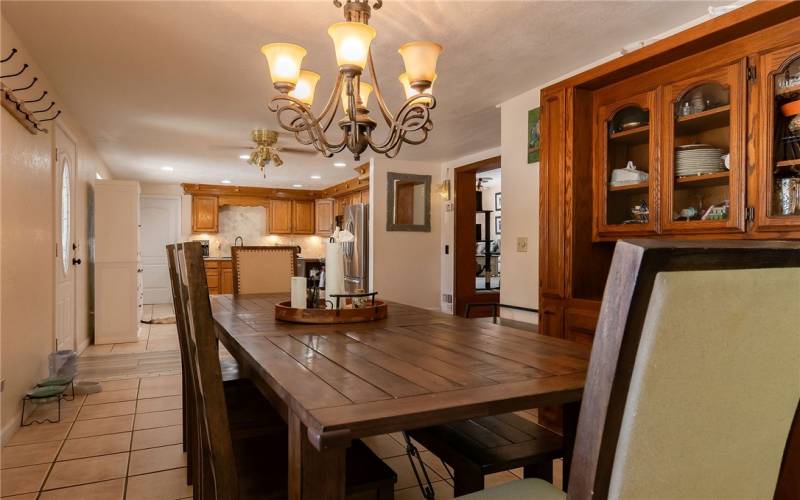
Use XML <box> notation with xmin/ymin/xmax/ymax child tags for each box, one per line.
<box><xmin>2</xmin><ymin>1</ymin><xmax>722</xmax><ymax>188</ymax></box>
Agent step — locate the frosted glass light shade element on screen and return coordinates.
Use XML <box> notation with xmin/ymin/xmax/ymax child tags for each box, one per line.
<box><xmin>328</xmin><ymin>22</ymin><xmax>376</xmax><ymax>71</ymax></box>
<box><xmin>399</xmin><ymin>72</ymin><xmax>435</xmax><ymax>104</ymax></box>
<box><xmin>398</xmin><ymin>41</ymin><xmax>442</xmax><ymax>85</ymax></box>
<box><xmin>341</xmin><ymin>82</ymin><xmax>373</xmax><ymax>113</ymax></box>
<box><xmin>261</xmin><ymin>43</ymin><xmax>307</xmax><ymax>87</ymax></box>
<box><xmin>289</xmin><ymin>70</ymin><xmax>321</xmax><ymax>105</ymax></box>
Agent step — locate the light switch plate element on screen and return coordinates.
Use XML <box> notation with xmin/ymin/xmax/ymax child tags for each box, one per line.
<box><xmin>516</xmin><ymin>237</ymin><xmax>528</xmax><ymax>252</ymax></box>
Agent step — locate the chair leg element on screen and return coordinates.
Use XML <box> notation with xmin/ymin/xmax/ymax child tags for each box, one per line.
<box><xmin>452</xmin><ymin>463</ymin><xmax>484</xmax><ymax>497</ymax></box>
<box><xmin>523</xmin><ymin>460</ymin><xmax>553</xmax><ymax>483</ymax></box>
<box><xmin>402</xmin><ymin>432</ymin><xmax>436</xmax><ymax>499</ymax></box>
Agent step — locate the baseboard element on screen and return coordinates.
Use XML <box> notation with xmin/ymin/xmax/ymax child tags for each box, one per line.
<box><xmin>77</xmin><ymin>336</ymin><xmax>91</xmax><ymax>356</ymax></box>
<box><xmin>1</xmin><ymin>410</ymin><xmax>22</xmax><ymax>446</ymax></box>
<box><xmin>500</xmin><ymin>308</ymin><xmax>539</xmax><ymax>325</ymax></box>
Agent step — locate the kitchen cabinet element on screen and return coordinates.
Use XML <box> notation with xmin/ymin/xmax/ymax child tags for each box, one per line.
<box><xmin>205</xmin><ymin>259</ymin><xmax>233</xmax><ymax>295</ymax></box>
<box><xmin>293</xmin><ymin>200</ymin><xmax>315</xmax><ymax>234</ymax></box>
<box><xmin>192</xmin><ymin>195</ymin><xmax>218</xmax><ymax>233</ymax></box>
<box><xmin>268</xmin><ymin>199</ymin><xmax>293</xmax><ymax>234</ymax></box>
<box><xmin>315</xmin><ymin>198</ymin><xmax>335</xmax><ymax>236</ymax></box>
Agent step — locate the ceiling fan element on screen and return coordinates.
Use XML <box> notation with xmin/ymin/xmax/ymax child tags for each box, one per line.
<box><xmin>215</xmin><ymin>129</ymin><xmax>315</xmax><ymax>177</ymax></box>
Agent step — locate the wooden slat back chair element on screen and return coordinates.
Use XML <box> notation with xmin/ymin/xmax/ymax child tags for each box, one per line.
<box><xmin>231</xmin><ymin>246</ymin><xmax>298</xmax><ymax>295</ymax></box>
<box><xmin>463</xmin><ymin>240</ymin><xmax>800</xmax><ymax>499</ymax></box>
<box><xmin>174</xmin><ymin>241</ymin><xmax>241</xmax><ymax>499</ymax></box>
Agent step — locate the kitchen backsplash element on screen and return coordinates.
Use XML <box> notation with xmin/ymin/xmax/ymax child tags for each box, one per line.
<box><xmin>190</xmin><ymin>205</ymin><xmax>326</xmax><ymax>258</ymax></box>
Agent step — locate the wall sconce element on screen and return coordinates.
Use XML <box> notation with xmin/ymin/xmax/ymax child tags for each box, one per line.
<box><xmin>439</xmin><ymin>179</ymin><xmax>451</xmax><ymax>201</ymax></box>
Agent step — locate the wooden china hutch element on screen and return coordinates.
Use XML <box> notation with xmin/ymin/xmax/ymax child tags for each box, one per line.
<box><xmin>539</xmin><ymin>2</ymin><xmax>800</xmax><ymax>344</ymax></box>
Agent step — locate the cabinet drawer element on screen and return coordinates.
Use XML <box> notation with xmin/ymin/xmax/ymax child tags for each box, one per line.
<box><xmin>206</xmin><ymin>272</ymin><xmax>220</xmax><ymax>288</ymax></box>
<box><xmin>205</xmin><ymin>261</ymin><xmax>219</xmax><ymax>270</ymax></box>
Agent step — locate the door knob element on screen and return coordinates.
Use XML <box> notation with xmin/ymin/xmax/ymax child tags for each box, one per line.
<box><xmin>72</xmin><ymin>258</ymin><xmax>82</xmax><ymax>265</ymax></box>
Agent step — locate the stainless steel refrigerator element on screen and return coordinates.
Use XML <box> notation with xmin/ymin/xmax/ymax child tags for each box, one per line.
<box><xmin>343</xmin><ymin>203</ymin><xmax>369</xmax><ymax>292</ymax></box>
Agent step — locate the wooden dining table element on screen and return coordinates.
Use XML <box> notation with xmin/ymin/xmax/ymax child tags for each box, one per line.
<box><xmin>211</xmin><ymin>293</ymin><xmax>590</xmax><ymax>499</ymax></box>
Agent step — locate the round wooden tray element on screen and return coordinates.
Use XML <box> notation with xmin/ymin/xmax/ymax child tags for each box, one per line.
<box><xmin>274</xmin><ymin>300</ymin><xmax>388</xmax><ymax>324</ymax></box>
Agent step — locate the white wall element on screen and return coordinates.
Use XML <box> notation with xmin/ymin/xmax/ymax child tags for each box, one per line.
<box><xmin>372</xmin><ymin>158</ymin><xmax>441</xmax><ymax>310</ymax></box>
<box><xmin>1</xmin><ymin>17</ymin><xmax>112</xmax><ymax>442</ymax></box>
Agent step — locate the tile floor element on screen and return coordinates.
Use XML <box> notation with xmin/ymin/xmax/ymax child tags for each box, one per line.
<box><xmin>1</xmin><ymin>304</ymin><xmax>561</xmax><ymax>499</ymax></box>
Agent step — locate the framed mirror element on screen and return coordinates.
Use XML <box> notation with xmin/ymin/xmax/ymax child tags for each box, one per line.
<box><xmin>386</xmin><ymin>172</ymin><xmax>431</xmax><ymax>232</ymax></box>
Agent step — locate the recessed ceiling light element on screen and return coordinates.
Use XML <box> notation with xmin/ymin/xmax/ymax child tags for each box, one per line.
<box><xmin>239</xmin><ymin>154</ymin><xmax>250</xmax><ymax>160</ymax></box>
<box><xmin>333</xmin><ymin>162</ymin><xmax>346</xmax><ymax>167</ymax></box>
<box><xmin>310</xmin><ymin>175</ymin><xmax>322</xmax><ymax>180</ymax></box>
<box><xmin>221</xmin><ymin>179</ymin><xmax>232</xmax><ymax>184</ymax></box>
<box><xmin>292</xmin><ymin>184</ymin><xmax>303</xmax><ymax>188</ymax></box>
<box><xmin>161</xmin><ymin>166</ymin><xmax>174</xmax><ymax>171</ymax></box>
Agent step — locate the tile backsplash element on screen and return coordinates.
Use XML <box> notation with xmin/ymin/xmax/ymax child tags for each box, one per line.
<box><xmin>190</xmin><ymin>205</ymin><xmax>326</xmax><ymax>258</ymax></box>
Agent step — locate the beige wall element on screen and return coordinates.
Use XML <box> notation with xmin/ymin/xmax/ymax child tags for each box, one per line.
<box><xmin>1</xmin><ymin>17</ymin><xmax>112</xmax><ymax>442</ymax></box>
<box><xmin>372</xmin><ymin>159</ymin><xmax>441</xmax><ymax>310</ymax></box>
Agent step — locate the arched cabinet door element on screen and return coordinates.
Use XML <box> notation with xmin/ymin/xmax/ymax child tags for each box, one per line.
<box><xmin>661</xmin><ymin>61</ymin><xmax>746</xmax><ymax>234</ymax></box>
<box><xmin>594</xmin><ymin>90</ymin><xmax>659</xmax><ymax>240</ymax></box>
<box><xmin>754</xmin><ymin>42</ymin><xmax>800</xmax><ymax>232</ymax></box>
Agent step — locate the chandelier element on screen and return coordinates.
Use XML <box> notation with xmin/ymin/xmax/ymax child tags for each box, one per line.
<box><xmin>260</xmin><ymin>0</ymin><xmax>442</xmax><ymax>161</ymax></box>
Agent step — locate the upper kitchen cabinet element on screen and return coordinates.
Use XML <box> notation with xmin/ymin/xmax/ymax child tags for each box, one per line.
<box><xmin>192</xmin><ymin>195</ymin><xmax>218</xmax><ymax>233</ymax></box>
<box><xmin>315</xmin><ymin>198</ymin><xmax>335</xmax><ymax>236</ymax></box>
<box><xmin>595</xmin><ymin>90</ymin><xmax>659</xmax><ymax>238</ymax></box>
<box><xmin>292</xmin><ymin>200</ymin><xmax>315</xmax><ymax>234</ymax></box>
<box><xmin>268</xmin><ymin>199</ymin><xmax>293</xmax><ymax>234</ymax></box>
<box><xmin>661</xmin><ymin>62</ymin><xmax>746</xmax><ymax>234</ymax></box>
<box><xmin>755</xmin><ymin>42</ymin><xmax>800</xmax><ymax>232</ymax></box>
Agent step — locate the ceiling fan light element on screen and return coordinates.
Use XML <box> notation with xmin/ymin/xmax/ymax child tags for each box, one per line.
<box><xmin>261</xmin><ymin>43</ymin><xmax>307</xmax><ymax>90</ymax></box>
<box><xmin>398</xmin><ymin>41</ymin><xmax>442</xmax><ymax>87</ymax></box>
<box><xmin>399</xmin><ymin>72</ymin><xmax>435</xmax><ymax>104</ymax></box>
<box><xmin>328</xmin><ymin>22</ymin><xmax>376</xmax><ymax>72</ymax></box>
<box><xmin>289</xmin><ymin>70</ymin><xmax>321</xmax><ymax>106</ymax></box>
<box><xmin>341</xmin><ymin>81</ymin><xmax>373</xmax><ymax>113</ymax></box>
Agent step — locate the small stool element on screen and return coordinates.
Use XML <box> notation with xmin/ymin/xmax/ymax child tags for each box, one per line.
<box><xmin>20</xmin><ymin>377</ymin><xmax>74</xmax><ymax>426</ymax></box>
<box><xmin>38</xmin><ymin>376</ymin><xmax>75</xmax><ymax>401</ymax></box>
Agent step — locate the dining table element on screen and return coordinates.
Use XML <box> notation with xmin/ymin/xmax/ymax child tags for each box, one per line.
<box><xmin>211</xmin><ymin>293</ymin><xmax>590</xmax><ymax>500</ymax></box>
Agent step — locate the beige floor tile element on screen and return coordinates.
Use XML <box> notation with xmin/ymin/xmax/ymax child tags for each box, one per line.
<box><xmin>1</xmin><ymin>441</ymin><xmax>62</xmax><ymax>469</ymax></box>
<box><xmin>152</xmin><ymin>304</ymin><xmax>174</xmax><ymax>317</ymax></box>
<box><xmin>125</xmin><ymin>467</ymin><xmax>192</xmax><ymax>500</ymax></box>
<box><xmin>85</xmin><ymin>388</ymin><xmax>139</xmax><ymax>406</ymax></box>
<box><xmin>146</xmin><ymin>338</ymin><xmax>180</xmax><ymax>352</ymax></box>
<box><xmin>82</xmin><ymin>344</ymin><xmax>114</xmax><ymax>356</ymax></box>
<box><xmin>38</xmin><ymin>478</ymin><xmax>125</xmax><ymax>500</ymax></box>
<box><xmin>394</xmin><ymin>480</ymin><xmax>454</xmax><ymax>500</ymax></box>
<box><xmin>148</xmin><ymin>324</ymin><xmax>177</xmax><ymax>337</ymax></box>
<box><xmin>138</xmin><ymin>386</ymin><xmax>181</xmax><ymax>399</ymax></box>
<box><xmin>0</xmin><ymin>463</ymin><xmax>50</xmax><ymax>496</ymax></box>
<box><xmin>128</xmin><ymin>444</ymin><xmax>187</xmax><ymax>476</ymax></box>
<box><xmin>510</xmin><ymin>467</ymin><xmax>524</xmax><ymax>479</ymax></box>
<box><xmin>553</xmin><ymin>459</ymin><xmax>563</xmax><ymax>490</ymax></box>
<box><xmin>7</xmin><ymin>422</ymin><xmax>72</xmax><ymax>446</ymax></box>
<box><xmin>111</xmin><ymin>341</ymin><xmax>148</xmax><ymax>354</ymax></box>
<box><xmin>131</xmin><ymin>424</ymin><xmax>182</xmax><ymax>450</ymax></box>
<box><xmin>26</xmin><ymin>403</ymin><xmax>80</xmax><ymax>424</ymax></box>
<box><xmin>136</xmin><ymin>395</ymin><xmax>182</xmax><ymax>414</ymax></box>
<box><xmin>485</xmin><ymin>471</ymin><xmax>519</xmax><ymax>489</ymax></box>
<box><xmin>363</xmin><ymin>434</ymin><xmax>407</xmax><ymax>459</ymax></box>
<box><xmin>77</xmin><ymin>400</ymin><xmax>136</xmax><ymax>420</ymax></box>
<box><xmin>68</xmin><ymin>415</ymin><xmax>134</xmax><ymax>439</ymax></box>
<box><xmin>57</xmin><ymin>432</ymin><xmax>131</xmax><ymax>461</ymax></box>
<box><xmin>383</xmin><ymin>455</ymin><xmax>443</xmax><ymax>490</ymax></box>
<box><xmin>60</xmin><ymin>394</ymin><xmax>87</xmax><ymax>408</ymax></box>
<box><xmin>99</xmin><ymin>378</ymin><xmax>140</xmax><ymax>392</ymax></box>
<box><xmin>0</xmin><ymin>493</ymin><xmax>38</xmax><ymax>499</ymax></box>
<box><xmin>139</xmin><ymin>375</ymin><xmax>181</xmax><ymax>389</ymax></box>
<box><xmin>420</xmin><ymin>451</ymin><xmax>452</xmax><ymax>484</ymax></box>
<box><xmin>134</xmin><ymin>409</ymin><xmax>182</xmax><ymax>430</ymax></box>
<box><xmin>43</xmin><ymin>452</ymin><xmax>128</xmax><ymax>490</ymax></box>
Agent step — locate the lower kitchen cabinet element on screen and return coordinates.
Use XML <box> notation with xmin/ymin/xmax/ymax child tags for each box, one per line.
<box><xmin>205</xmin><ymin>259</ymin><xmax>233</xmax><ymax>295</ymax></box>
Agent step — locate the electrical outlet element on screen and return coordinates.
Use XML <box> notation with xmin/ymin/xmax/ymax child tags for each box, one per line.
<box><xmin>516</xmin><ymin>237</ymin><xmax>528</xmax><ymax>252</ymax></box>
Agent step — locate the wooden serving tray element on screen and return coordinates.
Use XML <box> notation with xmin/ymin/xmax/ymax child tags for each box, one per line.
<box><xmin>275</xmin><ymin>300</ymin><xmax>388</xmax><ymax>324</ymax></box>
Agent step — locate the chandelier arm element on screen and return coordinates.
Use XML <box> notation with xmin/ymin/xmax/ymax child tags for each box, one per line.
<box><xmin>366</xmin><ymin>50</ymin><xmax>395</xmax><ymax>127</ymax></box>
<box><xmin>319</xmin><ymin>71</ymin><xmax>345</xmax><ymax>133</ymax></box>
<box><xmin>368</xmin><ymin>95</ymin><xmax>435</xmax><ymax>151</ymax></box>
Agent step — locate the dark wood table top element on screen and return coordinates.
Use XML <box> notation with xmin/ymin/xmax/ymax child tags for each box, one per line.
<box><xmin>211</xmin><ymin>293</ymin><xmax>589</xmax><ymax>450</ymax></box>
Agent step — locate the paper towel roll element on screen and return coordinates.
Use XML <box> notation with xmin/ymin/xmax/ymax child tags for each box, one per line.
<box><xmin>291</xmin><ymin>277</ymin><xmax>307</xmax><ymax>309</ymax></box>
<box><xmin>325</xmin><ymin>242</ymin><xmax>344</xmax><ymax>309</ymax></box>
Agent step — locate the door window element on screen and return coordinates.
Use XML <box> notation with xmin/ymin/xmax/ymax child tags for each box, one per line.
<box><xmin>60</xmin><ymin>157</ymin><xmax>71</xmax><ymax>274</ymax></box>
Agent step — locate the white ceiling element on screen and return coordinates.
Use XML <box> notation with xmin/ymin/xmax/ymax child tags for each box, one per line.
<box><xmin>2</xmin><ymin>1</ymin><xmax>721</xmax><ymax>188</ymax></box>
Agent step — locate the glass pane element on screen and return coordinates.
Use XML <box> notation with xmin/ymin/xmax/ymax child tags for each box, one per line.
<box><xmin>475</xmin><ymin>171</ymin><xmax>500</xmax><ymax>292</ymax></box>
<box><xmin>606</xmin><ymin>105</ymin><xmax>650</xmax><ymax>226</ymax></box>
<box><xmin>672</xmin><ymin>82</ymin><xmax>731</xmax><ymax>222</ymax></box>
<box><xmin>61</xmin><ymin>160</ymin><xmax>71</xmax><ymax>274</ymax></box>
<box><xmin>772</xmin><ymin>56</ymin><xmax>800</xmax><ymax>216</ymax></box>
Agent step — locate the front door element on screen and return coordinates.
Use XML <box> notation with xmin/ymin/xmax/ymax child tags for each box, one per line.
<box><xmin>140</xmin><ymin>196</ymin><xmax>181</xmax><ymax>303</ymax></box>
<box><xmin>54</xmin><ymin>126</ymin><xmax>77</xmax><ymax>351</ymax></box>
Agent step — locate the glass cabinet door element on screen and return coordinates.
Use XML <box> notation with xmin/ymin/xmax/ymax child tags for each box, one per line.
<box><xmin>661</xmin><ymin>61</ymin><xmax>746</xmax><ymax>233</ymax></box>
<box><xmin>594</xmin><ymin>90</ymin><xmax>659</xmax><ymax>239</ymax></box>
<box><xmin>755</xmin><ymin>43</ymin><xmax>800</xmax><ymax>231</ymax></box>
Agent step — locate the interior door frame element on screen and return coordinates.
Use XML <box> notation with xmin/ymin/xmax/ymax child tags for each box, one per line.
<box><xmin>453</xmin><ymin>156</ymin><xmax>501</xmax><ymax>317</ymax></box>
<box><xmin>53</xmin><ymin>121</ymin><xmax>79</xmax><ymax>351</ymax></box>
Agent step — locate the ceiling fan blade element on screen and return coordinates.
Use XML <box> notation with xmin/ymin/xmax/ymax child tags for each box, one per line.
<box><xmin>208</xmin><ymin>145</ymin><xmax>254</xmax><ymax>150</ymax></box>
<box><xmin>279</xmin><ymin>146</ymin><xmax>317</xmax><ymax>155</ymax></box>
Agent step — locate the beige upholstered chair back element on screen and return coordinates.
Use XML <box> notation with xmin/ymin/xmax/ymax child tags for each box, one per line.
<box><xmin>232</xmin><ymin>246</ymin><xmax>297</xmax><ymax>295</ymax></box>
<box><xmin>608</xmin><ymin>267</ymin><xmax>800</xmax><ymax>499</ymax></box>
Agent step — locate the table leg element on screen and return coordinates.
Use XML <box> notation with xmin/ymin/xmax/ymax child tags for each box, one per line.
<box><xmin>288</xmin><ymin>412</ymin><xmax>347</xmax><ymax>500</ymax></box>
<box><xmin>561</xmin><ymin>401</ymin><xmax>580</xmax><ymax>491</ymax></box>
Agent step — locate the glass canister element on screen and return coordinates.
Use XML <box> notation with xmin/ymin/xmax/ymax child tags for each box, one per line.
<box><xmin>775</xmin><ymin>177</ymin><xmax>800</xmax><ymax>215</ymax></box>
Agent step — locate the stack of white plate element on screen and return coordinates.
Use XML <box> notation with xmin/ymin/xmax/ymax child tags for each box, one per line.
<box><xmin>675</xmin><ymin>144</ymin><xmax>725</xmax><ymax>177</ymax></box>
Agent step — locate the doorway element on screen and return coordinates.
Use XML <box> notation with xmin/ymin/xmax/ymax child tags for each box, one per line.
<box><xmin>54</xmin><ymin>125</ymin><xmax>78</xmax><ymax>351</ymax></box>
<box><xmin>454</xmin><ymin>156</ymin><xmax>501</xmax><ymax>317</ymax></box>
<box><xmin>140</xmin><ymin>196</ymin><xmax>181</xmax><ymax>303</ymax></box>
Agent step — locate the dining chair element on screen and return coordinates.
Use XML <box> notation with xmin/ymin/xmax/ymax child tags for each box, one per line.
<box><xmin>460</xmin><ymin>240</ymin><xmax>800</xmax><ymax>499</ymax></box>
<box><xmin>173</xmin><ymin>241</ymin><xmax>396</xmax><ymax>499</ymax></box>
<box><xmin>231</xmin><ymin>245</ymin><xmax>298</xmax><ymax>295</ymax></box>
